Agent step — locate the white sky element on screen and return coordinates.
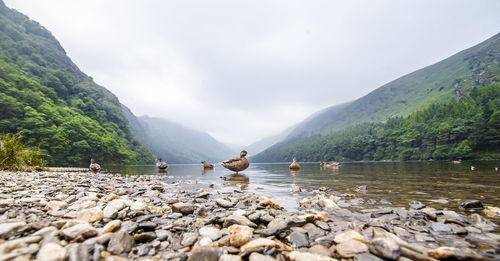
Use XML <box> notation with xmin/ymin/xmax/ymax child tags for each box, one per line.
<box><xmin>4</xmin><ymin>0</ymin><xmax>500</xmax><ymax>146</ymax></box>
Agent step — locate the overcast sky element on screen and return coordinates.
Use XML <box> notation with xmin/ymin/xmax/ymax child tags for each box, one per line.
<box><xmin>5</xmin><ymin>0</ymin><xmax>500</xmax><ymax>147</ymax></box>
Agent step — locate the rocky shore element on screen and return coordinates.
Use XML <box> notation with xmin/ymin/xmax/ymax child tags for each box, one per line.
<box><xmin>0</xmin><ymin>170</ymin><xmax>499</xmax><ymax>261</ymax></box>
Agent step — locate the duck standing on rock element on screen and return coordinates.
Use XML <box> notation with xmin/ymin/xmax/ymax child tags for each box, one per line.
<box><xmin>201</xmin><ymin>160</ymin><xmax>214</xmax><ymax>169</ymax></box>
<box><xmin>221</xmin><ymin>150</ymin><xmax>249</xmax><ymax>174</ymax></box>
<box><xmin>89</xmin><ymin>158</ymin><xmax>100</xmax><ymax>173</ymax></box>
<box><xmin>156</xmin><ymin>157</ymin><xmax>168</xmax><ymax>170</ymax></box>
<box><xmin>289</xmin><ymin>157</ymin><xmax>300</xmax><ymax>170</ymax></box>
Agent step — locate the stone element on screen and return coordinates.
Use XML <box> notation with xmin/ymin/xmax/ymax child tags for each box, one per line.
<box><xmin>428</xmin><ymin>246</ymin><xmax>483</xmax><ymax>260</ymax></box>
<box><xmin>240</xmin><ymin>238</ymin><xmax>279</xmax><ymax>252</ymax></box>
<box><xmin>199</xmin><ymin>226</ymin><xmax>223</xmax><ymax>241</ymax></box>
<box><xmin>259</xmin><ymin>218</ymin><xmax>288</xmax><ymax>236</ymax></box>
<box><xmin>0</xmin><ymin>221</ymin><xmax>26</xmax><ymax>237</ymax></box>
<box><xmin>430</xmin><ymin>222</ymin><xmax>451</xmax><ymax>233</ymax></box>
<box><xmin>33</xmin><ymin>226</ymin><xmax>59</xmax><ymax>238</ymax></box>
<box><xmin>130</xmin><ymin>201</ymin><xmax>147</xmax><ymax>211</ymax></box>
<box><xmin>66</xmin><ymin>243</ymin><xmax>90</xmax><ymax>261</ymax></box>
<box><xmin>409</xmin><ymin>201</ymin><xmax>425</xmax><ymax>210</ymax></box>
<box><xmin>303</xmin><ymin>223</ymin><xmax>325</xmax><ymax>240</ymax></box>
<box><xmin>228</xmin><ymin>224</ymin><xmax>253</xmax><ymax>247</ymax></box>
<box><xmin>308</xmin><ymin>244</ymin><xmax>334</xmax><ymax>257</ymax></box>
<box><xmin>134</xmin><ymin>232</ymin><xmax>157</xmax><ymax>242</ymax></box>
<box><xmin>369</xmin><ymin>237</ymin><xmax>400</xmax><ymax>260</ymax></box>
<box><xmin>333</xmin><ymin>230</ymin><xmax>363</xmax><ymax>244</ymax></box>
<box><xmin>119</xmin><ymin>221</ymin><xmax>138</xmax><ymax>234</ymax></box>
<box><xmin>468</xmin><ymin>213</ymin><xmax>497</xmax><ymax>232</ymax></box>
<box><xmin>187</xmin><ymin>245</ymin><xmax>218</xmax><ymax>261</ymax></box>
<box><xmin>458</xmin><ymin>200</ymin><xmax>483</xmax><ymax>212</ymax></box>
<box><xmin>103</xmin><ymin>199</ymin><xmax>127</xmax><ymax>218</ymax></box>
<box><xmin>289</xmin><ymin>231</ymin><xmax>309</xmax><ymax>248</ymax></box>
<box><xmin>249</xmin><ymin>252</ymin><xmax>275</xmax><ymax>261</ymax></box>
<box><xmin>198</xmin><ymin>237</ymin><xmax>213</xmax><ymax>246</ymax></box>
<box><xmin>299</xmin><ymin>198</ymin><xmax>311</xmax><ymax>205</ymax></box>
<box><xmin>223</xmin><ymin>215</ymin><xmax>257</xmax><ymax>228</ymax></box>
<box><xmin>60</xmin><ymin>223</ymin><xmax>97</xmax><ymax>240</ymax></box>
<box><xmin>46</xmin><ymin>200</ymin><xmax>68</xmax><ymax>211</ymax></box>
<box><xmin>102</xmin><ymin>220</ymin><xmax>122</xmax><ymax>233</ymax></box>
<box><xmin>216</xmin><ymin>198</ymin><xmax>236</xmax><ymax>208</ymax></box>
<box><xmin>292</xmin><ymin>184</ymin><xmax>302</xmax><ymax>193</ymax></box>
<box><xmin>336</xmin><ymin>239</ymin><xmax>368</xmax><ymax>258</ymax></box>
<box><xmin>219</xmin><ymin>254</ymin><xmax>242</xmax><ymax>261</ymax></box>
<box><xmin>172</xmin><ymin>202</ymin><xmax>194</xmax><ymax>215</ymax></box>
<box><xmin>76</xmin><ymin>207</ymin><xmax>103</xmax><ymax>223</ymax></box>
<box><xmin>182</xmin><ymin>232</ymin><xmax>199</xmax><ymax>247</ymax></box>
<box><xmin>37</xmin><ymin>242</ymin><xmax>66</xmax><ymax>261</ymax></box>
<box><xmin>354</xmin><ymin>253</ymin><xmax>384</xmax><ymax>261</ymax></box>
<box><xmin>107</xmin><ymin>232</ymin><xmax>135</xmax><ymax>255</ymax></box>
<box><xmin>286</xmin><ymin>251</ymin><xmax>337</xmax><ymax>261</ymax></box>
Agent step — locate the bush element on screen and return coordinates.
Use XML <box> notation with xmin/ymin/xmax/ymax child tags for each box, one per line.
<box><xmin>0</xmin><ymin>132</ymin><xmax>45</xmax><ymax>170</ymax></box>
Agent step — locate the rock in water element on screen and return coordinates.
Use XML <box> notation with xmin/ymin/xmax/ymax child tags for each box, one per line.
<box><xmin>459</xmin><ymin>200</ymin><xmax>483</xmax><ymax>212</ymax></box>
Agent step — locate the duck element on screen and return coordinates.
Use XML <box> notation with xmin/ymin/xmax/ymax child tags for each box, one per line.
<box><xmin>201</xmin><ymin>160</ymin><xmax>214</xmax><ymax>169</ymax></box>
<box><xmin>220</xmin><ymin>150</ymin><xmax>249</xmax><ymax>174</ymax></box>
<box><xmin>320</xmin><ymin>161</ymin><xmax>339</xmax><ymax>168</ymax></box>
<box><xmin>156</xmin><ymin>157</ymin><xmax>168</xmax><ymax>170</ymax></box>
<box><xmin>89</xmin><ymin>158</ymin><xmax>100</xmax><ymax>173</ymax></box>
<box><xmin>289</xmin><ymin>157</ymin><xmax>300</xmax><ymax>170</ymax></box>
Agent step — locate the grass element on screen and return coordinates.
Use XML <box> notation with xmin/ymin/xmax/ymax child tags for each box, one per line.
<box><xmin>0</xmin><ymin>132</ymin><xmax>46</xmax><ymax>171</ymax></box>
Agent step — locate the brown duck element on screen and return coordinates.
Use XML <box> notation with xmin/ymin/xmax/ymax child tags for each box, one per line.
<box><xmin>201</xmin><ymin>160</ymin><xmax>214</xmax><ymax>169</ymax></box>
<box><xmin>221</xmin><ymin>150</ymin><xmax>249</xmax><ymax>174</ymax></box>
<box><xmin>289</xmin><ymin>157</ymin><xmax>300</xmax><ymax>170</ymax></box>
<box><xmin>89</xmin><ymin>158</ymin><xmax>101</xmax><ymax>173</ymax></box>
<box><xmin>156</xmin><ymin>157</ymin><xmax>168</xmax><ymax>170</ymax></box>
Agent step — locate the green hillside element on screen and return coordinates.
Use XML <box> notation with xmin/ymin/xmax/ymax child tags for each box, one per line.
<box><xmin>255</xmin><ymin>32</ymin><xmax>500</xmax><ymax>162</ymax></box>
<box><xmin>253</xmin><ymin>83</ymin><xmax>499</xmax><ymax>162</ymax></box>
<box><xmin>0</xmin><ymin>1</ymin><xmax>153</xmax><ymax>166</ymax></box>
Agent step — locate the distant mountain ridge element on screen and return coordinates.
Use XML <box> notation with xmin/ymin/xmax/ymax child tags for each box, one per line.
<box><xmin>122</xmin><ymin>105</ymin><xmax>236</xmax><ymax>164</ymax></box>
<box><xmin>255</xmin><ymin>32</ymin><xmax>500</xmax><ymax>162</ymax></box>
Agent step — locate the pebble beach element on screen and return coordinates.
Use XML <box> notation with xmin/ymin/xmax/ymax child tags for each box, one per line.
<box><xmin>0</xmin><ymin>170</ymin><xmax>499</xmax><ymax>261</ymax></box>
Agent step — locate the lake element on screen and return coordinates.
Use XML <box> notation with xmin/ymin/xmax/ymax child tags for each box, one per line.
<box><xmin>101</xmin><ymin>161</ymin><xmax>500</xmax><ymax>219</ymax></box>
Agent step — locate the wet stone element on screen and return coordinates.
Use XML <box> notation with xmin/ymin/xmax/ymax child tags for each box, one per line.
<box><xmin>134</xmin><ymin>231</ymin><xmax>156</xmax><ymax>242</ymax></box>
<box><xmin>199</xmin><ymin>226</ymin><xmax>222</xmax><ymax>241</ymax></box>
<box><xmin>187</xmin><ymin>245</ymin><xmax>218</xmax><ymax>261</ymax></box>
<box><xmin>409</xmin><ymin>201</ymin><xmax>425</xmax><ymax>210</ymax></box>
<box><xmin>354</xmin><ymin>253</ymin><xmax>384</xmax><ymax>261</ymax></box>
<box><xmin>459</xmin><ymin>200</ymin><xmax>483</xmax><ymax>212</ymax></box>
<box><xmin>216</xmin><ymin>198</ymin><xmax>236</xmax><ymax>208</ymax></box>
<box><xmin>172</xmin><ymin>202</ymin><xmax>194</xmax><ymax>215</ymax></box>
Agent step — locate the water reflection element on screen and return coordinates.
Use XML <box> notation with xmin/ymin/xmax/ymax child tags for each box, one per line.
<box><xmin>101</xmin><ymin>161</ymin><xmax>500</xmax><ymax>218</ymax></box>
<box><xmin>289</xmin><ymin>170</ymin><xmax>300</xmax><ymax>176</ymax></box>
<box><xmin>157</xmin><ymin>170</ymin><xmax>168</xmax><ymax>176</ymax></box>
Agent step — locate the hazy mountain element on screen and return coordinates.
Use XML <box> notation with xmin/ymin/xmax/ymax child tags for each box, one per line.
<box><xmin>0</xmin><ymin>1</ymin><xmax>153</xmax><ymax>166</ymax></box>
<box><xmin>255</xmin><ymin>32</ymin><xmax>500</xmax><ymax>162</ymax></box>
<box><xmin>122</xmin><ymin>105</ymin><xmax>236</xmax><ymax>164</ymax></box>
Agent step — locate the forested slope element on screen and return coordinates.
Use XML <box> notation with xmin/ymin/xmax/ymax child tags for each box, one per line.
<box><xmin>0</xmin><ymin>1</ymin><xmax>153</xmax><ymax>166</ymax></box>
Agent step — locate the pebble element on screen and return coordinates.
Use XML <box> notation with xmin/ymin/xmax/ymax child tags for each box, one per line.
<box><xmin>0</xmin><ymin>170</ymin><xmax>496</xmax><ymax>261</ymax></box>
<box><xmin>36</xmin><ymin>242</ymin><xmax>66</xmax><ymax>261</ymax></box>
<box><xmin>228</xmin><ymin>224</ymin><xmax>253</xmax><ymax>247</ymax></box>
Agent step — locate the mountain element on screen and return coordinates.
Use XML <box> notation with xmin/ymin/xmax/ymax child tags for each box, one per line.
<box><xmin>0</xmin><ymin>1</ymin><xmax>153</xmax><ymax>166</ymax></box>
<box><xmin>245</xmin><ymin>124</ymin><xmax>297</xmax><ymax>155</ymax></box>
<box><xmin>255</xmin><ymin>32</ymin><xmax>500</xmax><ymax>162</ymax></box>
<box><xmin>122</xmin><ymin>106</ymin><xmax>236</xmax><ymax>164</ymax></box>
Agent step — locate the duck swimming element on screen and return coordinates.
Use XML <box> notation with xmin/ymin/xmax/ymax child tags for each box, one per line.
<box><xmin>289</xmin><ymin>157</ymin><xmax>300</xmax><ymax>170</ymax></box>
<box><xmin>320</xmin><ymin>161</ymin><xmax>339</xmax><ymax>168</ymax></box>
<box><xmin>201</xmin><ymin>160</ymin><xmax>214</xmax><ymax>169</ymax></box>
<box><xmin>156</xmin><ymin>157</ymin><xmax>168</xmax><ymax>170</ymax></box>
<box><xmin>221</xmin><ymin>150</ymin><xmax>250</xmax><ymax>174</ymax></box>
<box><xmin>89</xmin><ymin>158</ymin><xmax>100</xmax><ymax>173</ymax></box>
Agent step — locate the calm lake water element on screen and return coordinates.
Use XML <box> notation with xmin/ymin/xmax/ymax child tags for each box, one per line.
<box><xmin>102</xmin><ymin>161</ymin><xmax>500</xmax><ymax>218</ymax></box>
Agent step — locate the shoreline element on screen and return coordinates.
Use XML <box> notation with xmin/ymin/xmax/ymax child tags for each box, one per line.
<box><xmin>0</xmin><ymin>170</ymin><xmax>498</xmax><ymax>260</ymax></box>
